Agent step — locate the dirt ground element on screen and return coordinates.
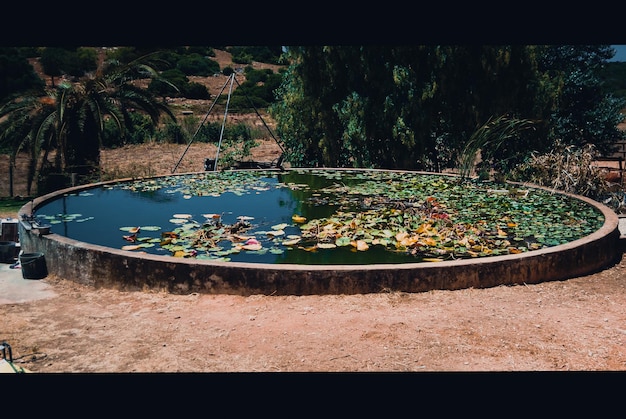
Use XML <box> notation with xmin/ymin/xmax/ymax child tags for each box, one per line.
<box><xmin>1</xmin><ymin>140</ymin><xmax>626</xmax><ymax>372</ymax></box>
<box><xmin>1</xmin><ymin>248</ymin><xmax>626</xmax><ymax>372</ymax></box>
<box><xmin>1</xmin><ymin>48</ymin><xmax>626</xmax><ymax>373</ymax></box>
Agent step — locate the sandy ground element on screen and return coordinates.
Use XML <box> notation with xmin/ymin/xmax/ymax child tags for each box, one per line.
<box><xmin>1</xmin><ymin>49</ymin><xmax>626</xmax><ymax>374</ymax></box>
<box><xmin>1</xmin><ymin>249</ymin><xmax>626</xmax><ymax>373</ymax></box>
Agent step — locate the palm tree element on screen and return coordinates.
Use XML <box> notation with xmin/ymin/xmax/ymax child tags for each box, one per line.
<box><xmin>0</xmin><ymin>92</ymin><xmax>56</xmax><ymax>196</ymax></box>
<box><xmin>55</xmin><ymin>53</ymin><xmax>177</xmax><ymax>175</ymax></box>
<box><xmin>0</xmin><ymin>52</ymin><xmax>177</xmax><ymax>195</ymax></box>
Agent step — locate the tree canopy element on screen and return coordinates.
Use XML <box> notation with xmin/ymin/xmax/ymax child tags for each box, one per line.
<box><xmin>270</xmin><ymin>45</ymin><xmax>626</xmax><ymax>173</ymax></box>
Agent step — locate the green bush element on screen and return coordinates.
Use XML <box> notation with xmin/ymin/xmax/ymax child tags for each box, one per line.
<box><xmin>183</xmin><ymin>82</ymin><xmax>210</xmax><ymax>100</ymax></box>
<box><xmin>156</xmin><ymin>121</ymin><xmax>187</xmax><ymax>144</ymax></box>
<box><xmin>230</xmin><ymin>67</ymin><xmax>282</xmax><ymax>107</ymax></box>
<box><xmin>226</xmin><ymin>46</ymin><xmax>283</xmax><ymax>65</ymax></box>
<box><xmin>176</xmin><ymin>53</ymin><xmax>220</xmax><ymax>76</ymax></box>
<box><xmin>148</xmin><ymin>68</ymin><xmax>187</xmax><ymax>98</ymax></box>
<box><xmin>102</xmin><ymin>112</ymin><xmax>155</xmax><ymax>147</ymax></box>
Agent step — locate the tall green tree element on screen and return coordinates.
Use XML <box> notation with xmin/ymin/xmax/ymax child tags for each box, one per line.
<box><xmin>54</xmin><ymin>54</ymin><xmax>177</xmax><ymax>173</ymax></box>
<box><xmin>0</xmin><ymin>92</ymin><xmax>56</xmax><ymax>195</ymax></box>
<box><xmin>39</xmin><ymin>47</ymin><xmax>98</xmax><ymax>85</ymax></box>
<box><xmin>271</xmin><ymin>45</ymin><xmax>623</xmax><ymax>173</ymax></box>
<box><xmin>0</xmin><ymin>48</ymin><xmax>44</xmax><ymax>103</ymax></box>
<box><xmin>271</xmin><ymin>46</ymin><xmax>555</xmax><ymax>171</ymax></box>
<box><xmin>537</xmin><ymin>45</ymin><xmax>626</xmax><ymax>156</ymax></box>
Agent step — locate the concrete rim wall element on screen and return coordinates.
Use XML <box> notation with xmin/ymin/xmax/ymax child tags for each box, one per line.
<box><xmin>18</xmin><ymin>170</ymin><xmax>622</xmax><ymax>296</ymax></box>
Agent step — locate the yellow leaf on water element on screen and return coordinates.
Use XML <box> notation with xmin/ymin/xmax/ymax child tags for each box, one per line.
<box><xmin>416</xmin><ymin>224</ymin><xmax>432</xmax><ymax>234</ymax></box>
<box><xmin>292</xmin><ymin>214</ymin><xmax>307</xmax><ymax>223</ymax></box>
<box><xmin>423</xmin><ymin>237</ymin><xmax>437</xmax><ymax>247</ymax></box>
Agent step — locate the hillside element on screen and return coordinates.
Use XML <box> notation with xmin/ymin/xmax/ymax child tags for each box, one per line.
<box><xmin>1</xmin><ymin>48</ymin><xmax>285</xmax><ymax>199</ymax></box>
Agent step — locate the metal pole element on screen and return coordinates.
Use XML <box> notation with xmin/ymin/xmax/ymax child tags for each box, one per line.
<box><xmin>171</xmin><ymin>74</ymin><xmax>233</xmax><ymax>174</ymax></box>
<box><xmin>214</xmin><ymin>73</ymin><xmax>235</xmax><ymax>171</ymax></box>
<box><xmin>232</xmin><ymin>75</ymin><xmax>285</xmax><ymax>153</ymax></box>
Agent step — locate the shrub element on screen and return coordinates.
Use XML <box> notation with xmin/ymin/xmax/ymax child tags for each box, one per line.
<box><xmin>155</xmin><ymin>121</ymin><xmax>187</xmax><ymax>144</ymax></box>
<box><xmin>508</xmin><ymin>141</ymin><xmax>611</xmax><ymax>199</ymax></box>
<box><xmin>148</xmin><ymin>68</ymin><xmax>187</xmax><ymax>98</ymax></box>
<box><xmin>183</xmin><ymin>82</ymin><xmax>210</xmax><ymax>100</ymax></box>
<box><xmin>176</xmin><ymin>53</ymin><xmax>220</xmax><ymax>76</ymax></box>
<box><xmin>102</xmin><ymin>112</ymin><xmax>155</xmax><ymax>147</ymax></box>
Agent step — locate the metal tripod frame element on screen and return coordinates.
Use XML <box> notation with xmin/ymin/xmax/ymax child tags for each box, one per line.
<box><xmin>171</xmin><ymin>71</ymin><xmax>284</xmax><ymax>173</ymax></box>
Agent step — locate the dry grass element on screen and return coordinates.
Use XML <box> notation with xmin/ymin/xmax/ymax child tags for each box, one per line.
<box><xmin>0</xmin><ymin>138</ymin><xmax>284</xmax><ymax>208</ymax></box>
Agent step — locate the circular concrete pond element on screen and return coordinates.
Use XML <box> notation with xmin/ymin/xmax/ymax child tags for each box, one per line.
<box><xmin>18</xmin><ymin>169</ymin><xmax>621</xmax><ymax>295</ymax></box>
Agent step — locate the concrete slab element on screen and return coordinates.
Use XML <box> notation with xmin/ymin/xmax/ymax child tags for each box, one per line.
<box><xmin>0</xmin><ymin>260</ymin><xmax>57</xmax><ymax>305</ymax></box>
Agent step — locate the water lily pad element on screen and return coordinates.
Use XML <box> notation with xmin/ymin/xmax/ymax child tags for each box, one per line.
<box><xmin>173</xmin><ymin>213</ymin><xmax>192</xmax><ymax>219</ymax></box>
<box><xmin>353</xmin><ymin>240</ymin><xmax>369</xmax><ymax>251</ymax></box>
<box><xmin>242</xmin><ymin>243</ymin><xmax>263</xmax><ymax>251</ymax></box>
<box><xmin>335</xmin><ymin>237</ymin><xmax>352</xmax><ymax>247</ymax></box>
<box><xmin>282</xmin><ymin>238</ymin><xmax>301</xmax><ymax>246</ymax></box>
<box><xmin>121</xmin><ymin>226</ymin><xmax>141</xmax><ymax>234</ymax></box>
<box><xmin>272</xmin><ymin>223</ymin><xmax>289</xmax><ymax>230</ymax></box>
<box><xmin>141</xmin><ymin>226</ymin><xmax>161</xmax><ymax>231</ymax></box>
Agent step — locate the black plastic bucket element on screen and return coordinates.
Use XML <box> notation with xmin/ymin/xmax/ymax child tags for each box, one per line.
<box><xmin>20</xmin><ymin>252</ymin><xmax>47</xmax><ymax>280</ymax></box>
<box><xmin>0</xmin><ymin>241</ymin><xmax>16</xmax><ymax>263</ymax></box>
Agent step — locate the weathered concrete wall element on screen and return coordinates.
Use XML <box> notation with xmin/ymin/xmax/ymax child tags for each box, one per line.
<box><xmin>18</xmin><ymin>177</ymin><xmax>623</xmax><ymax>296</ymax></box>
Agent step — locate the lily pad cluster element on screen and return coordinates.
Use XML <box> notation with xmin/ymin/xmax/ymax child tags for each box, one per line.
<box><xmin>37</xmin><ymin>169</ymin><xmax>605</xmax><ymax>263</ymax></box>
<box><xmin>36</xmin><ymin>213</ymin><xmax>94</xmax><ymax>224</ymax></box>
<box><xmin>119</xmin><ymin>213</ymin><xmax>306</xmax><ymax>261</ymax></box>
<box><xmin>294</xmin><ymin>172</ymin><xmax>604</xmax><ymax>261</ymax></box>
<box><xmin>113</xmin><ymin>171</ymin><xmax>280</xmax><ymax>198</ymax></box>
